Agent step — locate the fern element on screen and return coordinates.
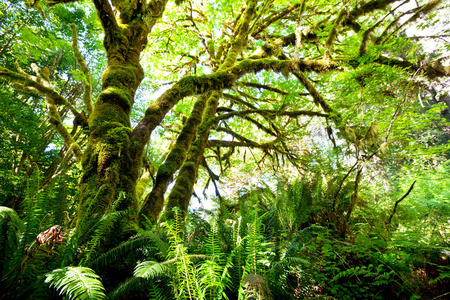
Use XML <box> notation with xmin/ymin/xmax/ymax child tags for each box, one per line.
<box><xmin>90</xmin><ymin>230</ymin><xmax>169</xmax><ymax>268</ymax></box>
<box><xmin>0</xmin><ymin>206</ymin><xmax>24</xmax><ymax>232</ymax></box>
<box><xmin>135</xmin><ymin>261</ymin><xmax>169</xmax><ymax>278</ymax></box>
<box><xmin>83</xmin><ymin>205</ymin><xmax>130</xmax><ymax>264</ymax></box>
<box><xmin>45</xmin><ymin>266</ymin><xmax>106</xmax><ymax>300</ymax></box>
<box><xmin>166</xmin><ymin>207</ymin><xmax>200</xmax><ymax>299</ymax></box>
<box><xmin>148</xmin><ymin>280</ymin><xmax>170</xmax><ymax>300</ymax></box>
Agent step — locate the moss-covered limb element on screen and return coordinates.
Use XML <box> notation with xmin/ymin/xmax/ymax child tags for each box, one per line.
<box><xmin>0</xmin><ymin>65</ymin><xmax>86</xmax><ymax>159</ymax></box>
<box><xmin>136</xmin><ymin>171</ymin><xmax>151</xmax><ymax>201</ymax></box>
<box><xmin>131</xmin><ymin>58</ymin><xmax>297</xmax><ymax>158</ymax></box>
<box><xmin>341</xmin><ymin>0</ymin><xmax>398</xmax><ymax>33</ymax></box>
<box><xmin>47</xmin><ymin>98</ymin><xmax>83</xmax><ymax>160</ymax></box>
<box><xmin>70</xmin><ymin>23</ymin><xmax>93</xmax><ymax>115</ymax></box>
<box><xmin>139</xmin><ymin>95</ymin><xmax>208</xmax><ymax>222</ymax></box>
<box><xmin>251</xmin><ymin>2</ymin><xmax>303</xmax><ymax>38</ymax></box>
<box><xmin>143</xmin><ymin>0</ymin><xmax>169</xmax><ymax>30</ymax></box>
<box><xmin>380</xmin><ymin>0</ymin><xmax>443</xmax><ymax>45</ymax></box>
<box><xmin>324</xmin><ymin>9</ymin><xmax>347</xmax><ymax>60</ymax></box>
<box><xmin>132</xmin><ymin>56</ymin><xmax>338</xmax><ymax>158</ymax></box>
<box><xmin>216</xmin><ymin>108</ymin><xmax>329</xmax><ymax>121</ymax></box>
<box><xmin>92</xmin><ymin>0</ymin><xmax>119</xmax><ymax>47</ymax></box>
<box><xmin>373</xmin><ymin>56</ymin><xmax>450</xmax><ymax>79</ymax></box>
<box><xmin>217</xmin><ymin>0</ymin><xmax>256</xmax><ymax>71</ymax></box>
<box><xmin>161</xmin><ymin>91</ymin><xmax>220</xmax><ymax>221</ymax></box>
<box><xmin>0</xmin><ymin>66</ymin><xmax>85</xmax><ymax>121</ymax></box>
<box><xmin>359</xmin><ymin>0</ymin><xmax>408</xmax><ymax>55</ymax></box>
<box><xmin>291</xmin><ymin>67</ymin><xmax>334</xmax><ymax>114</ymax></box>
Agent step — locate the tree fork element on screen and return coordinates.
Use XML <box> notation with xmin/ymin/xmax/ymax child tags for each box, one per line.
<box><xmin>140</xmin><ymin>94</ymin><xmax>208</xmax><ymax>222</ymax></box>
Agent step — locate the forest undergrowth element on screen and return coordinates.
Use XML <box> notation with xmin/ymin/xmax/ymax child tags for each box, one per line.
<box><xmin>1</xmin><ymin>169</ymin><xmax>449</xmax><ymax>300</ymax></box>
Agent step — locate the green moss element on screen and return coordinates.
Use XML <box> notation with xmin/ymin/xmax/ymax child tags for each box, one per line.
<box><xmin>89</xmin><ymin>103</ymin><xmax>131</xmax><ymax>133</ymax></box>
<box><xmin>102</xmin><ymin>65</ymin><xmax>137</xmax><ymax>88</ymax></box>
<box><xmin>104</xmin><ymin>127</ymin><xmax>131</xmax><ymax>147</ymax></box>
<box><xmin>98</xmin><ymin>87</ymin><xmax>133</xmax><ymax>113</ymax></box>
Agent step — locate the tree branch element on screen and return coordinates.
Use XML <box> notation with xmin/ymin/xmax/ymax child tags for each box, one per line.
<box><xmin>70</xmin><ymin>23</ymin><xmax>93</xmax><ymax>115</ymax></box>
<box><xmin>216</xmin><ymin>108</ymin><xmax>328</xmax><ymax>121</ymax></box>
<box><xmin>131</xmin><ymin>57</ymin><xmax>336</xmax><ymax>157</ymax></box>
<box><xmin>91</xmin><ymin>0</ymin><xmax>119</xmax><ymax>48</ymax></box>
<box><xmin>0</xmin><ymin>65</ymin><xmax>87</xmax><ymax>125</ymax></box>
<box><xmin>387</xmin><ymin>180</ymin><xmax>416</xmax><ymax>225</ymax></box>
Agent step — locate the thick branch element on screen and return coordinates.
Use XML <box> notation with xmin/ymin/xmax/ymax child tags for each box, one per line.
<box><xmin>92</xmin><ymin>0</ymin><xmax>119</xmax><ymax>46</ymax></box>
<box><xmin>131</xmin><ymin>57</ymin><xmax>336</xmax><ymax>157</ymax></box>
<box><xmin>140</xmin><ymin>95</ymin><xmax>208</xmax><ymax>222</ymax></box>
<box><xmin>161</xmin><ymin>91</ymin><xmax>221</xmax><ymax>221</ymax></box>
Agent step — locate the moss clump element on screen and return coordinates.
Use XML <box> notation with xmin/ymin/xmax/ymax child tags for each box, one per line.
<box><xmin>102</xmin><ymin>65</ymin><xmax>137</xmax><ymax>89</ymax></box>
<box><xmin>98</xmin><ymin>87</ymin><xmax>133</xmax><ymax>113</ymax></box>
<box><xmin>89</xmin><ymin>103</ymin><xmax>131</xmax><ymax>132</ymax></box>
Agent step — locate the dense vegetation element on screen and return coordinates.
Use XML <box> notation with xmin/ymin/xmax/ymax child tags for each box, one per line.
<box><xmin>0</xmin><ymin>0</ymin><xmax>450</xmax><ymax>298</ymax></box>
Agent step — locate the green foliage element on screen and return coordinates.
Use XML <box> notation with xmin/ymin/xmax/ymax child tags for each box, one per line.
<box><xmin>45</xmin><ymin>266</ymin><xmax>106</xmax><ymax>300</ymax></box>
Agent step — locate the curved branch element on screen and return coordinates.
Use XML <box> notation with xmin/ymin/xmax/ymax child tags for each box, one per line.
<box><xmin>131</xmin><ymin>57</ymin><xmax>336</xmax><ymax>157</ymax></box>
<box><xmin>0</xmin><ymin>66</ymin><xmax>87</xmax><ymax>125</ymax></box>
<box><xmin>140</xmin><ymin>95</ymin><xmax>208</xmax><ymax>222</ymax></box>
<box><xmin>70</xmin><ymin>23</ymin><xmax>93</xmax><ymax>115</ymax></box>
<box><xmin>387</xmin><ymin>181</ymin><xmax>416</xmax><ymax>225</ymax></box>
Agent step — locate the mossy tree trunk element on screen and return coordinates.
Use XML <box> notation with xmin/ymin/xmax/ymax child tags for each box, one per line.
<box><xmin>76</xmin><ymin>0</ymin><xmax>168</xmax><ymax>237</ymax></box>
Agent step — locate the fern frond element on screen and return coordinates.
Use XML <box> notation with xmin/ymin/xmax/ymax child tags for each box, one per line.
<box><xmin>90</xmin><ymin>231</ymin><xmax>169</xmax><ymax>268</ymax></box>
<box><xmin>0</xmin><ymin>206</ymin><xmax>24</xmax><ymax>232</ymax></box>
<box><xmin>45</xmin><ymin>266</ymin><xmax>106</xmax><ymax>300</ymax></box>
<box><xmin>134</xmin><ymin>261</ymin><xmax>169</xmax><ymax>279</ymax></box>
<box><xmin>84</xmin><ymin>209</ymin><xmax>130</xmax><ymax>263</ymax></box>
<box><xmin>148</xmin><ymin>280</ymin><xmax>170</xmax><ymax>300</ymax></box>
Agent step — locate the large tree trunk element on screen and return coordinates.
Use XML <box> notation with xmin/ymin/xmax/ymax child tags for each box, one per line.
<box><xmin>77</xmin><ymin>3</ymin><xmax>150</xmax><ymax>239</ymax></box>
